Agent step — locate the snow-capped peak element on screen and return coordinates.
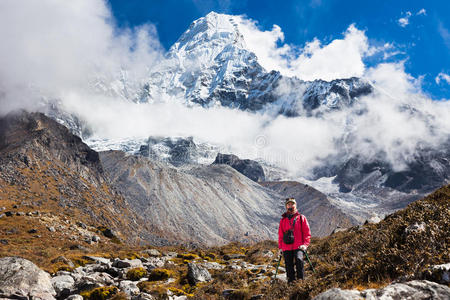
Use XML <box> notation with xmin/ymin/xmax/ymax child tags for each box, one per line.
<box><xmin>171</xmin><ymin>12</ymin><xmax>246</xmax><ymax>54</ymax></box>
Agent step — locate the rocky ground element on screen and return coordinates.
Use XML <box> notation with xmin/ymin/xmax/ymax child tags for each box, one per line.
<box><xmin>2</xmin><ymin>183</ymin><xmax>448</xmax><ymax>299</ymax></box>
<box><xmin>0</xmin><ymin>245</ymin><xmax>449</xmax><ymax>300</ymax></box>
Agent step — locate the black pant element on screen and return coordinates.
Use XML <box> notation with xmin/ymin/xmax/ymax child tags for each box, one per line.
<box><xmin>283</xmin><ymin>249</ymin><xmax>304</xmax><ymax>282</ymax></box>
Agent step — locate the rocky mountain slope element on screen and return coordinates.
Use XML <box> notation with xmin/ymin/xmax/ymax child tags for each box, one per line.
<box><xmin>99</xmin><ymin>150</ymin><xmax>282</xmax><ymax>246</ymax></box>
<box><xmin>0</xmin><ymin>111</ymin><xmax>150</xmax><ymax>245</ymax></box>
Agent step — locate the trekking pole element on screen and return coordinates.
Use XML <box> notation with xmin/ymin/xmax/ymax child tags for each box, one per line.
<box><xmin>272</xmin><ymin>252</ymin><xmax>282</xmax><ymax>282</ymax></box>
<box><xmin>301</xmin><ymin>250</ymin><xmax>316</xmax><ymax>273</ymax></box>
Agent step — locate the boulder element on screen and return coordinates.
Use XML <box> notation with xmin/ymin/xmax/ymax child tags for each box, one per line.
<box><xmin>187</xmin><ymin>262</ymin><xmax>212</xmax><ymax>285</ymax></box>
<box><xmin>51</xmin><ymin>275</ymin><xmax>75</xmax><ymax>298</ymax></box>
<box><xmin>312</xmin><ymin>288</ymin><xmax>361</xmax><ymax>300</ymax></box>
<box><xmin>313</xmin><ymin>280</ymin><xmax>450</xmax><ymax>300</ymax></box>
<box><xmin>0</xmin><ymin>257</ymin><xmax>56</xmax><ymax>300</ymax></box>
<box><xmin>119</xmin><ymin>280</ymin><xmax>140</xmax><ymax>296</ymax></box>
<box><xmin>424</xmin><ymin>263</ymin><xmax>450</xmax><ymax>284</ymax></box>
<box><xmin>165</xmin><ymin>252</ymin><xmax>178</xmax><ymax>258</ymax></box>
<box><xmin>132</xmin><ymin>293</ymin><xmax>155</xmax><ymax>300</ymax></box>
<box><xmin>101</xmin><ymin>228</ymin><xmax>118</xmax><ymax>239</ymax></box>
<box><xmin>83</xmin><ymin>256</ymin><xmax>111</xmax><ymax>265</ymax></box>
<box><xmin>405</xmin><ymin>222</ymin><xmax>426</xmax><ymax>234</ymax></box>
<box><xmin>143</xmin><ymin>249</ymin><xmax>161</xmax><ymax>257</ymax></box>
<box><xmin>198</xmin><ymin>262</ymin><xmax>225</xmax><ymax>270</ymax></box>
<box><xmin>113</xmin><ymin>258</ymin><xmax>143</xmax><ymax>269</ymax></box>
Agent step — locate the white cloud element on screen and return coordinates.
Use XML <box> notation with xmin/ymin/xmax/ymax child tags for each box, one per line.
<box><xmin>436</xmin><ymin>72</ymin><xmax>450</xmax><ymax>85</ymax></box>
<box><xmin>417</xmin><ymin>8</ymin><xmax>426</xmax><ymax>16</ymax></box>
<box><xmin>398</xmin><ymin>9</ymin><xmax>426</xmax><ymax>28</ymax></box>
<box><xmin>398</xmin><ymin>11</ymin><xmax>412</xmax><ymax>27</ymax></box>
<box><xmin>236</xmin><ymin>17</ymin><xmax>373</xmax><ymax>81</ymax></box>
<box><xmin>0</xmin><ymin>0</ymin><xmax>164</xmax><ymax>114</ymax></box>
<box><xmin>438</xmin><ymin>22</ymin><xmax>450</xmax><ymax>49</ymax></box>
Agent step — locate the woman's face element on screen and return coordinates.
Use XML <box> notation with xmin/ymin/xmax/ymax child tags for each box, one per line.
<box><xmin>286</xmin><ymin>202</ymin><xmax>296</xmax><ymax>212</ymax></box>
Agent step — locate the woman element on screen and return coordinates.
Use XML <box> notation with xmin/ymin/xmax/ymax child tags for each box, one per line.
<box><xmin>278</xmin><ymin>197</ymin><xmax>311</xmax><ymax>283</ymax></box>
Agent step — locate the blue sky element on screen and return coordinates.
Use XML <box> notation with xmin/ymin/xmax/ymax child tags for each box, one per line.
<box><xmin>107</xmin><ymin>1</ymin><xmax>450</xmax><ymax>99</ymax></box>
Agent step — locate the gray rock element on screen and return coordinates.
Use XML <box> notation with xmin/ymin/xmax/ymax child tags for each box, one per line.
<box><xmin>113</xmin><ymin>258</ymin><xmax>143</xmax><ymax>269</ymax></box>
<box><xmin>313</xmin><ymin>280</ymin><xmax>450</xmax><ymax>300</ymax></box>
<box><xmin>230</xmin><ymin>265</ymin><xmax>242</xmax><ymax>270</ymax></box>
<box><xmin>83</xmin><ymin>256</ymin><xmax>110</xmax><ymax>265</ymax></box>
<box><xmin>273</xmin><ymin>273</ymin><xmax>287</xmax><ymax>282</ymax></box>
<box><xmin>312</xmin><ymin>288</ymin><xmax>361</xmax><ymax>300</ymax></box>
<box><xmin>425</xmin><ymin>263</ymin><xmax>450</xmax><ymax>284</ymax></box>
<box><xmin>100</xmin><ymin>228</ymin><xmax>118</xmax><ymax>239</ymax></box>
<box><xmin>170</xmin><ymin>296</ymin><xmax>188</xmax><ymax>300</ymax></box>
<box><xmin>405</xmin><ymin>222</ymin><xmax>426</xmax><ymax>234</ymax></box>
<box><xmin>119</xmin><ymin>280</ymin><xmax>140</xmax><ymax>296</ymax></box>
<box><xmin>132</xmin><ymin>293</ymin><xmax>155</xmax><ymax>300</ymax></box>
<box><xmin>51</xmin><ymin>275</ymin><xmax>75</xmax><ymax>298</ymax></box>
<box><xmin>74</xmin><ymin>272</ymin><xmax>114</xmax><ymax>291</ymax></box>
<box><xmin>0</xmin><ymin>257</ymin><xmax>56</xmax><ymax>299</ymax></box>
<box><xmin>198</xmin><ymin>262</ymin><xmax>225</xmax><ymax>270</ymax></box>
<box><xmin>165</xmin><ymin>252</ymin><xmax>178</xmax><ymax>258</ymax></box>
<box><xmin>66</xmin><ymin>295</ymin><xmax>83</xmax><ymax>300</ymax></box>
<box><xmin>187</xmin><ymin>262</ymin><xmax>212</xmax><ymax>285</ymax></box>
<box><xmin>69</xmin><ymin>244</ymin><xmax>91</xmax><ymax>252</ymax></box>
<box><xmin>213</xmin><ymin>153</ymin><xmax>265</xmax><ymax>182</ymax></box>
<box><xmin>47</xmin><ymin>226</ymin><xmax>56</xmax><ymax>232</ymax></box>
<box><xmin>76</xmin><ymin>222</ymin><xmax>87</xmax><ymax>229</ymax></box>
<box><xmin>143</xmin><ymin>257</ymin><xmax>166</xmax><ymax>269</ymax></box>
<box><xmin>143</xmin><ymin>249</ymin><xmax>161</xmax><ymax>257</ymax></box>
<box><xmin>0</xmin><ymin>213</ymin><xmax>5</xmax><ymax>219</ymax></box>
<box><xmin>92</xmin><ymin>235</ymin><xmax>100</xmax><ymax>242</ymax></box>
<box><xmin>16</xmin><ymin>212</ymin><xmax>25</xmax><ymax>216</ymax></box>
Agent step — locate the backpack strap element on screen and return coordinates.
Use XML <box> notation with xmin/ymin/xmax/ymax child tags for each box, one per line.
<box><xmin>300</xmin><ymin>215</ymin><xmax>303</xmax><ymax>244</ymax></box>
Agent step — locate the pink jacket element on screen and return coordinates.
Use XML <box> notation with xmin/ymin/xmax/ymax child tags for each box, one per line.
<box><xmin>278</xmin><ymin>211</ymin><xmax>311</xmax><ymax>251</ymax></box>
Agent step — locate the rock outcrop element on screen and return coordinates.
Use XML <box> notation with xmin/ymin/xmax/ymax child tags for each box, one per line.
<box><xmin>0</xmin><ymin>257</ymin><xmax>56</xmax><ymax>300</ymax></box>
<box><xmin>213</xmin><ymin>153</ymin><xmax>265</xmax><ymax>182</ymax></box>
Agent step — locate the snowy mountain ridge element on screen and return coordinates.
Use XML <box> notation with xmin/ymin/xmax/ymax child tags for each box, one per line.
<box><xmin>91</xmin><ymin>12</ymin><xmax>373</xmax><ymax>116</ymax></box>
